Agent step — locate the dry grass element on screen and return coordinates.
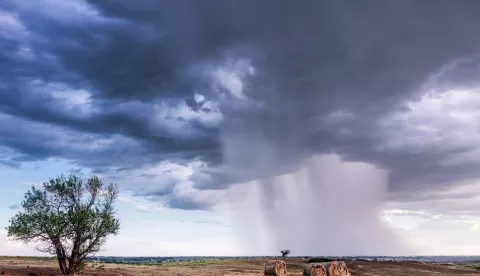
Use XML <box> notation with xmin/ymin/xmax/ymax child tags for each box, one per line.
<box><xmin>1</xmin><ymin>257</ymin><xmax>480</xmax><ymax>276</ymax></box>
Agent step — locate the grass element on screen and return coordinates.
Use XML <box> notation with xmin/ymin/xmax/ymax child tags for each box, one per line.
<box><xmin>459</xmin><ymin>263</ymin><xmax>480</xmax><ymax>271</ymax></box>
<box><xmin>112</xmin><ymin>259</ymin><xmax>238</xmax><ymax>267</ymax></box>
<box><xmin>307</xmin><ymin>257</ymin><xmax>337</xmax><ymax>263</ymax></box>
<box><xmin>0</xmin><ymin>256</ymin><xmax>53</xmax><ymax>261</ymax></box>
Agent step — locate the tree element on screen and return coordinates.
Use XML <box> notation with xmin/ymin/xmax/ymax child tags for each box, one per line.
<box><xmin>6</xmin><ymin>174</ymin><xmax>120</xmax><ymax>275</ymax></box>
<box><xmin>280</xmin><ymin>249</ymin><xmax>291</xmax><ymax>259</ymax></box>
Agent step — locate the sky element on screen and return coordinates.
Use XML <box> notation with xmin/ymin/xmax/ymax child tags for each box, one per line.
<box><xmin>3</xmin><ymin>0</ymin><xmax>480</xmax><ymax>256</ymax></box>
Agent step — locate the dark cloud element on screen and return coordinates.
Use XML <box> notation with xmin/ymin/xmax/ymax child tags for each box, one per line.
<box><xmin>7</xmin><ymin>204</ymin><xmax>20</xmax><ymax>210</ymax></box>
<box><xmin>68</xmin><ymin>167</ymin><xmax>84</xmax><ymax>176</ymax></box>
<box><xmin>2</xmin><ymin>0</ymin><xmax>480</xmax><ymax>211</ymax></box>
<box><xmin>0</xmin><ymin>0</ymin><xmax>221</xmax><ymax>173</ymax></box>
<box><xmin>134</xmin><ymin>181</ymin><xmax>176</xmax><ymax>197</ymax></box>
<box><xmin>184</xmin><ymin>0</ymin><xmax>480</xmax><ymax>196</ymax></box>
<box><xmin>138</xmin><ymin>173</ymin><xmax>157</xmax><ymax>179</ymax></box>
<box><xmin>0</xmin><ymin>114</ymin><xmax>155</xmax><ymax>171</ymax></box>
<box><xmin>164</xmin><ymin>195</ymin><xmax>214</xmax><ymax>211</ymax></box>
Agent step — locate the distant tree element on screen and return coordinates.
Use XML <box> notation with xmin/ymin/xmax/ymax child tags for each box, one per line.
<box><xmin>6</xmin><ymin>174</ymin><xmax>120</xmax><ymax>275</ymax></box>
<box><xmin>281</xmin><ymin>249</ymin><xmax>291</xmax><ymax>259</ymax></box>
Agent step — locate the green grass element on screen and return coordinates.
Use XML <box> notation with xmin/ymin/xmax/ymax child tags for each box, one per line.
<box><xmin>105</xmin><ymin>259</ymin><xmax>239</xmax><ymax>267</ymax></box>
<box><xmin>160</xmin><ymin>259</ymin><xmax>237</xmax><ymax>267</ymax></box>
<box><xmin>0</xmin><ymin>256</ymin><xmax>54</xmax><ymax>261</ymax></box>
<box><xmin>307</xmin><ymin>257</ymin><xmax>336</xmax><ymax>263</ymax></box>
<box><xmin>458</xmin><ymin>263</ymin><xmax>480</xmax><ymax>271</ymax></box>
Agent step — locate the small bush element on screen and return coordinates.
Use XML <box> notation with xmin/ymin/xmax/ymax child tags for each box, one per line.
<box><xmin>464</xmin><ymin>263</ymin><xmax>480</xmax><ymax>271</ymax></box>
<box><xmin>77</xmin><ymin>260</ymin><xmax>87</xmax><ymax>272</ymax></box>
<box><xmin>308</xmin><ymin>258</ymin><xmax>336</xmax><ymax>263</ymax></box>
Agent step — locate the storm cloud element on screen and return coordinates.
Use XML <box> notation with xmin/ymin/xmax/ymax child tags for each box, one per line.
<box><xmin>2</xmin><ymin>0</ymin><xmax>480</xmax><ymax>213</ymax></box>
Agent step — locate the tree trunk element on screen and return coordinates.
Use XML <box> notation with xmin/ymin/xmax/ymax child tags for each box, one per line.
<box><xmin>56</xmin><ymin>256</ymin><xmax>67</xmax><ymax>275</ymax></box>
<box><xmin>65</xmin><ymin>264</ymin><xmax>76</xmax><ymax>276</ymax></box>
<box><xmin>51</xmin><ymin>236</ymin><xmax>67</xmax><ymax>275</ymax></box>
<box><xmin>66</xmin><ymin>256</ymin><xmax>80</xmax><ymax>275</ymax></box>
<box><xmin>66</xmin><ymin>235</ymin><xmax>82</xmax><ymax>275</ymax></box>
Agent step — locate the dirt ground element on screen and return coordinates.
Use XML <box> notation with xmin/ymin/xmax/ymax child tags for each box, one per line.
<box><xmin>1</xmin><ymin>257</ymin><xmax>480</xmax><ymax>276</ymax></box>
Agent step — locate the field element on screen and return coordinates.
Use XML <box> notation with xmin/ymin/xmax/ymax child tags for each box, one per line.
<box><xmin>1</xmin><ymin>257</ymin><xmax>480</xmax><ymax>276</ymax></box>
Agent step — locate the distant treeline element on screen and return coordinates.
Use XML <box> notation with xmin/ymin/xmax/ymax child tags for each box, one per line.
<box><xmin>82</xmin><ymin>255</ymin><xmax>480</xmax><ymax>265</ymax></box>
<box><xmin>307</xmin><ymin>258</ymin><xmax>337</xmax><ymax>263</ymax></box>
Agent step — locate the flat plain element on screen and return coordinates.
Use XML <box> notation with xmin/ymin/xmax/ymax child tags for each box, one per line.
<box><xmin>1</xmin><ymin>257</ymin><xmax>480</xmax><ymax>276</ymax></box>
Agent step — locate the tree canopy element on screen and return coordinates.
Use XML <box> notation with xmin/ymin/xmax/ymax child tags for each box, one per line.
<box><xmin>6</xmin><ymin>174</ymin><xmax>120</xmax><ymax>275</ymax></box>
<box><xmin>281</xmin><ymin>249</ymin><xmax>291</xmax><ymax>259</ymax></box>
